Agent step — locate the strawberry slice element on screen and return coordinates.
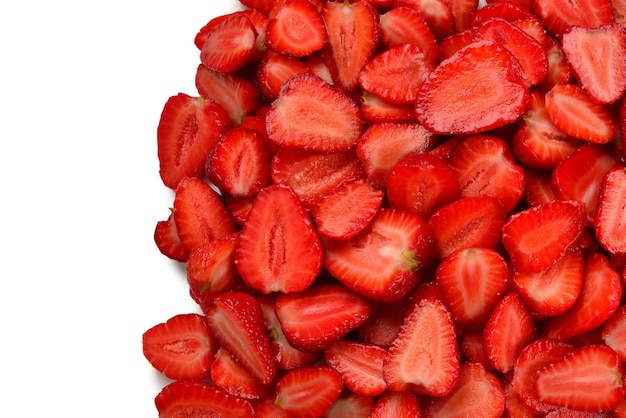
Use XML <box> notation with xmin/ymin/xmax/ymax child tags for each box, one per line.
<box><xmin>235</xmin><ymin>184</ymin><xmax>323</xmax><ymax>294</ymax></box>
<box><xmin>436</xmin><ymin>247</ymin><xmax>509</xmax><ymax>327</ymax></box>
<box><xmin>442</xmin><ymin>0</ymin><xmax>479</xmax><ymax>33</ymax></box>
<box><xmin>274</xmin><ymin>282</ymin><xmax>371</xmax><ymax>351</ymax></box>
<box><xmin>523</xmin><ymin>167</ymin><xmax>557</xmax><ymax>207</ymax></box>
<box><xmin>532</xmin><ymin>0</ymin><xmax>616</xmax><ymax>37</ymax></box>
<box><xmin>265</xmin><ymin>0</ymin><xmax>327</xmax><ymax>57</ymax></box>
<box><xmin>155</xmin><ymin>381</ymin><xmax>254</xmax><ymax>418</ymax></box>
<box><xmin>153</xmin><ymin>213</ymin><xmax>190</xmax><ymax>262</ymax></box>
<box><xmin>205</xmin><ymin>127</ymin><xmax>273</xmax><ymax>198</ymax></box>
<box><xmin>324</xmin><ymin>339</ymin><xmax>388</xmax><ymax>397</ymax></box>
<box><xmin>323</xmin><ymin>394</ymin><xmax>376</xmax><ymax>418</ymax></box>
<box><xmin>422</xmin><ymin>362</ymin><xmax>505</xmax><ymax>418</ymax></box>
<box><xmin>544</xmin><ymin>83</ymin><xmax>616</xmax><ymax>144</ymax></box>
<box><xmin>256</xmin><ymin>51</ymin><xmax>312</xmax><ymax>101</ymax></box>
<box><xmin>274</xmin><ymin>365</ymin><xmax>343</xmax><ymax>418</ymax></box>
<box><xmin>602</xmin><ymin>305</ymin><xmax>626</xmax><ymax>363</ymax></box>
<box><xmin>322</xmin><ymin>0</ymin><xmax>380</xmax><ymax>92</ymax></box>
<box><xmin>360</xmin><ymin>92</ymin><xmax>418</xmax><ymax>124</ymax></box>
<box><xmin>447</xmin><ymin>134</ymin><xmax>526</xmax><ymax>211</ymax></box>
<box><xmin>437</xmin><ymin>27</ymin><xmax>476</xmax><ymax>62</ymax></box>
<box><xmin>482</xmin><ymin>291</ymin><xmax>536</xmax><ymax>373</ymax></box>
<box><xmin>540</xmin><ymin>34</ymin><xmax>574</xmax><ymax>92</ymax></box>
<box><xmin>358</xmin><ymin>43</ymin><xmax>436</xmax><ymax>105</ymax></box>
<box><xmin>142</xmin><ymin>313</ymin><xmax>216</xmax><ymax>381</ymax></box>
<box><xmin>535</xmin><ymin>344</ymin><xmax>624</xmax><ymax>412</ymax></box>
<box><xmin>195</xmin><ymin>64</ymin><xmax>261</xmax><ymax>126</ymax></box>
<box><xmin>595</xmin><ymin>166</ymin><xmax>626</xmax><ymax>254</ymax></box>
<box><xmin>542</xmin><ymin>252</ymin><xmax>622</xmax><ymax>341</ymax></box>
<box><xmin>378</xmin><ymin>6</ymin><xmax>439</xmax><ymax>63</ymax></box>
<box><xmin>156</xmin><ymin>93</ymin><xmax>232</xmax><ymax>189</ymax></box>
<box><xmin>265</xmin><ymin>73</ymin><xmax>363</xmax><ymax>152</ymax></box>
<box><xmin>386</xmin><ymin>153</ymin><xmax>460</xmax><ymax>219</ymax></box>
<box><xmin>323</xmin><ymin>208</ymin><xmax>437</xmax><ymax>302</ymax></box>
<box><xmin>512</xmin><ymin>249</ymin><xmax>584</xmax><ymax>317</ymax></box>
<box><xmin>199</xmin><ymin>13</ymin><xmax>258</xmax><ymax>73</ymax></box>
<box><xmin>370</xmin><ymin>390</ymin><xmax>421</xmax><ymax>418</ymax></box>
<box><xmin>393</xmin><ymin>0</ymin><xmax>454</xmax><ymax>40</ymax></box>
<box><xmin>562</xmin><ymin>24</ymin><xmax>626</xmax><ymax>104</ymax></box>
<box><xmin>205</xmin><ymin>291</ymin><xmax>276</xmax><ymax>384</ymax></box>
<box><xmin>415</xmin><ymin>40</ymin><xmax>529</xmax><ymax>135</ymax></box>
<box><xmin>501</xmin><ymin>199</ymin><xmax>586</xmax><ymax>273</ymax></box>
<box><xmin>428</xmin><ymin>195</ymin><xmax>508</xmax><ymax>260</ymax></box>
<box><xmin>470</xmin><ymin>2</ymin><xmax>537</xmax><ymax>26</ymax></box>
<box><xmin>383</xmin><ymin>298</ymin><xmax>461</xmax><ymax>396</ymax></box>
<box><xmin>310</xmin><ymin>178</ymin><xmax>384</xmax><ymax>240</ymax></box>
<box><xmin>172</xmin><ymin>177</ymin><xmax>237</xmax><ymax>253</ymax></box>
<box><xmin>210</xmin><ymin>347</ymin><xmax>272</xmax><ymax>400</ymax></box>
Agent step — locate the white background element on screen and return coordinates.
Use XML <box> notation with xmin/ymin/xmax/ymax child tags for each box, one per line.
<box><xmin>0</xmin><ymin>1</ymin><xmax>241</xmax><ymax>416</ymax></box>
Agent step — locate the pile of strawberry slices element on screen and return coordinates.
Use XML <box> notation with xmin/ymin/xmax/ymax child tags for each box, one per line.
<box><xmin>144</xmin><ymin>0</ymin><xmax>626</xmax><ymax>416</ymax></box>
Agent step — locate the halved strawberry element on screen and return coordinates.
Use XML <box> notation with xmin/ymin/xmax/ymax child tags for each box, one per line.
<box><xmin>360</xmin><ymin>92</ymin><xmax>418</xmax><ymax>124</ymax></box>
<box><xmin>551</xmin><ymin>143</ymin><xmax>621</xmax><ymax>225</ymax></box>
<box><xmin>265</xmin><ymin>73</ymin><xmax>363</xmax><ymax>152</ymax></box>
<box><xmin>199</xmin><ymin>13</ymin><xmax>258</xmax><ymax>73</ymax></box>
<box><xmin>172</xmin><ymin>177</ymin><xmax>237</xmax><ymax>253</ymax></box>
<box><xmin>535</xmin><ymin>344</ymin><xmax>624</xmax><ymax>412</ymax></box>
<box><xmin>142</xmin><ymin>313</ymin><xmax>216</xmax><ymax>381</ymax></box>
<box><xmin>448</xmin><ymin>134</ymin><xmax>526</xmax><ymax>211</ymax></box>
<box><xmin>356</xmin><ymin>122</ymin><xmax>436</xmax><ymax>187</ymax></box>
<box><xmin>205</xmin><ymin>291</ymin><xmax>276</xmax><ymax>384</ymax></box>
<box><xmin>595</xmin><ymin>166</ymin><xmax>626</xmax><ymax>254</ymax></box>
<box><xmin>562</xmin><ymin>24</ymin><xmax>626</xmax><ymax>104</ymax></box>
<box><xmin>386</xmin><ymin>153</ymin><xmax>460</xmax><ymax>219</ymax></box>
<box><xmin>393</xmin><ymin>0</ymin><xmax>454</xmax><ymax>40</ymax></box>
<box><xmin>532</xmin><ymin>0</ymin><xmax>616</xmax><ymax>38</ymax></box>
<box><xmin>436</xmin><ymin>247</ymin><xmax>509</xmax><ymax>327</ymax></box>
<box><xmin>512</xmin><ymin>90</ymin><xmax>581</xmax><ymax>170</ymax></box>
<box><xmin>482</xmin><ymin>291</ymin><xmax>536</xmax><ymax>373</ymax></box>
<box><xmin>256</xmin><ymin>51</ymin><xmax>311</xmax><ymax>101</ymax></box>
<box><xmin>358</xmin><ymin>43</ymin><xmax>436</xmax><ymax>105</ymax></box>
<box><xmin>369</xmin><ymin>390</ymin><xmax>421</xmax><ymax>418</ymax></box>
<box><xmin>310</xmin><ymin>178</ymin><xmax>384</xmax><ymax>240</ymax></box>
<box><xmin>205</xmin><ymin>127</ymin><xmax>272</xmax><ymax>198</ymax></box>
<box><xmin>270</xmin><ymin>148</ymin><xmax>365</xmax><ymax>210</ymax></box>
<box><xmin>155</xmin><ymin>380</ymin><xmax>254</xmax><ymax>418</ymax></box>
<box><xmin>512</xmin><ymin>338</ymin><xmax>576</xmax><ymax>414</ymax></box>
<box><xmin>415</xmin><ymin>40</ymin><xmax>529</xmax><ymax>134</ymax></box>
<box><xmin>235</xmin><ymin>184</ymin><xmax>322</xmax><ymax>294</ymax></box>
<box><xmin>323</xmin><ymin>208</ymin><xmax>437</xmax><ymax>302</ymax></box>
<box><xmin>157</xmin><ymin>93</ymin><xmax>232</xmax><ymax>189</ymax></box>
<box><xmin>322</xmin><ymin>393</ymin><xmax>376</xmax><ymax>418</ymax></box>
<box><xmin>274</xmin><ymin>365</ymin><xmax>343</xmax><ymax>418</ymax></box>
<box><xmin>422</xmin><ymin>362</ymin><xmax>505</xmax><ymax>418</ymax></box>
<box><xmin>195</xmin><ymin>64</ymin><xmax>261</xmax><ymax>126</ymax></box>
<box><xmin>383</xmin><ymin>298</ymin><xmax>460</xmax><ymax>396</ymax></box>
<box><xmin>378</xmin><ymin>6</ymin><xmax>439</xmax><ymax>63</ymax></box>
<box><xmin>501</xmin><ymin>199</ymin><xmax>586</xmax><ymax>273</ymax></box>
<box><xmin>542</xmin><ymin>252</ymin><xmax>622</xmax><ymax>341</ymax></box>
<box><xmin>210</xmin><ymin>347</ymin><xmax>272</xmax><ymax>400</ymax></box>
<box><xmin>545</xmin><ymin>83</ymin><xmax>616</xmax><ymax>144</ymax></box>
<box><xmin>274</xmin><ymin>282</ymin><xmax>371</xmax><ymax>351</ymax></box>
<box><xmin>265</xmin><ymin>0</ymin><xmax>327</xmax><ymax>57</ymax></box>
<box><xmin>154</xmin><ymin>213</ymin><xmax>190</xmax><ymax>262</ymax></box>
<box><xmin>428</xmin><ymin>195</ymin><xmax>508</xmax><ymax>260</ymax></box>
<box><xmin>512</xmin><ymin>249</ymin><xmax>584</xmax><ymax>317</ymax></box>
<box><xmin>602</xmin><ymin>304</ymin><xmax>626</xmax><ymax>362</ymax></box>
<box><xmin>322</xmin><ymin>0</ymin><xmax>380</xmax><ymax>92</ymax></box>
<box><xmin>186</xmin><ymin>232</ymin><xmax>240</xmax><ymax>310</ymax></box>
<box><xmin>324</xmin><ymin>339</ymin><xmax>388</xmax><ymax>397</ymax></box>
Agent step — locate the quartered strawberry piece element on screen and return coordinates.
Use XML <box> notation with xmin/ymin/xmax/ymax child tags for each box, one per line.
<box><xmin>448</xmin><ymin>134</ymin><xmax>526</xmax><ymax>211</ymax></box>
<box><xmin>422</xmin><ymin>362</ymin><xmax>505</xmax><ymax>418</ymax></box>
<box><xmin>393</xmin><ymin>0</ymin><xmax>454</xmax><ymax>40</ymax></box>
<box><xmin>370</xmin><ymin>390</ymin><xmax>421</xmax><ymax>418</ymax></box>
<box><xmin>323</xmin><ymin>208</ymin><xmax>437</xmax><ymax>302</ymax></box>
<box><xmin>436</xmin><ymin>247</ymin><xmax>509</xmax><ymax>327</ymax></box>
<box><xmin>210</xmin><ymin>347</ymin><xmax>272</xmax><ymax>400</ymax></box>
<box><xmin>415</xmin><ymin>40</ymin><xmax>529</xmax><ymax>134</ymax></box>
<box><xmin>383</xmin><ymin>298</ymin><xmax>460</xmax><ymax>396</ymax></box>
<box><xmin>235</xmin><ymin>184</ymin><xmax>322</xmax><ymax>294</ymax></box>
<box><xmin>172</xmin><ymin>177</ymin><xmax>237</xmax><ymax>253</ymax></box>
<box><xmin>533</xmin><ymin>0</ymin><xmax>616</xmax><ymax>38</ymax></box>
<box><xmin>322</xmin><ymin>0</ymin><xmax>380</xmax><ymax>92</ymax></box>
<box><xmin>274</xmin><ymin>282</ymin><xmax>370</xmax><ymax>351</ymax></box>
<box><xmin>562</xmin><ymin>24</ymin><xmax>626</xmax><ymax>104</ymax></box>
<box><xmin>324</xmin><ymin>339</ymin><xmax>388</xmax><ymax>397</ymax></box>
<box><xmin>501</xmin><ymin>199</ymin><xmax>586</xmax><ymax>273</ymax></box>
<box><xmin>157</xmin><ymin>93</ymin><xmax>232</xmax><ymax>189</ymax></box>
<box><xmin>595</xmin><ymin>167</ymin><xmax>626</xmax><ymax>254</ymax></box>
<box><xmin>274</xmin><ymin>365</ymin><xmax>343</xmax><ymax>418</ymax></box>
<box><xmin>535</xmin><ymin>344</ymin><xmax>624</xmax><ymax>412</ymax></box>
<box><xmin>428</xmin><ymin>195</ymin><xmax>508</xmax><ymax>260</ymax></box>
<box><xmin>265</xmin><ymin>73</ymin><xmax>363</xmax><ymax>152</ymax></box>
<box><xmin>265</xmin><ymin>0</ymin><xmax>327</xmax><ymax>57</ymax></box>
<box><xmin>378</xmin><ymin>6</ymin><xmax>439</xmax><ymax>63</ymax></box>
<box><xmin>155</xmin><ymin>380</ymin><xmax>254</xmax><ymax>418</ymax></box>
<box><xmin>256</xmin><ymin>51</ymin><xmax>311</xmax><ymax>101</ymax></box>
<box><xmin>358</xmin><ymin>43</ymin><xmax>436</xmax><ymax>105</ymax></box>
<box><xmin>205</xmin><ymin>291</ymin><xmax>276</xmax><ymax>384</ymax></box>
<box><xmin>199</xmin><ymin>13</ymin><xmax>258</xmax><ymax>73</ymax></box>
<box><xmin>142</xmin><ymin>313</ymin><xmax>216</xmax><ymax>381</ymax></box>
<box><xmin>153</xmin><ymin>213</ymin><xmax>190</xmax><ymax>262</ymax></box>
